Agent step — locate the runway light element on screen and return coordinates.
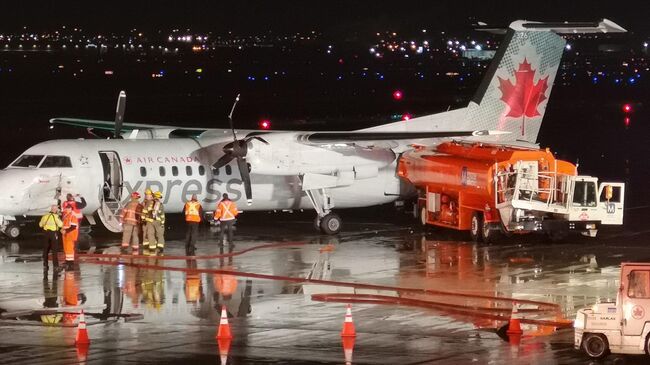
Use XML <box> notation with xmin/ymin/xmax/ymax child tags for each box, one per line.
<box><xmin>392</xmin><ymin>90</ymin><xmax>403</xmax><ymax>100</ymax></box>
<box><xmin>259</xmin><ymin>119</ymin><xmax>271</xmax><ymax>130</ymax></box>
<box><xmin>623</xmin><ymin>103</ymin><xmax>632</xmax><ymax>113</ymax></box>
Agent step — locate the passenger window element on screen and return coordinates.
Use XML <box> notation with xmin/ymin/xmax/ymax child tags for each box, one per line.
<box><xmin>40</xmin><ymin>156</ymin><xmax>72</xmax><ymax>168</ymax></box>
<box><xmin>159</xmin><ymin>166</ymin><xmax>166</xmax><ymax>177</ymax></box>
<box><xmin>628</xmin><ymin>271</ymin><xmax>650</xmax><ymax>298</ymax></box>
<box><xmin>172</xmin><ymin>166</ymin><xmax>179</xmax><ymax>176</ymax></box>
<box><xmin>212</xmin><ymin>167</ymin><xmax>220</xmax><ymax>176</ymax></box>
<box><xmin>600</xmin><ymin>185</ymin><xmax>622</xmax><ymax>203</ymax></box>
<box><xmin>225</xmin><ymin>165</ymin><xmax>232</xmax><ymax>175</ymax></box>
<box><xmin>11</xmin><ymin>154</ymin><xmax>44</xmax><ymax>168</ymax></box>
<box><xmin>140</xmin><ymin>167</ymin><xmax>147</xmax><ymax>177</ymax></box>
<box><xmin>186</xmin><ymin>166</ymin><xmax>193</xmax><ymax>176</ymax></box>
<box><xmin>198</xmin><ymin>166</ymin><xmax>205</xmax><ymax>176</ymax></box>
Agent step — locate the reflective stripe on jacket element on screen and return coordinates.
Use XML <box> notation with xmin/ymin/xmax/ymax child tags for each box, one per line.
<box><xmin>121</xmin><ymin>201</ymin><xmax>142</xmax><ymax>225</ymax></box>
<box><xmin>215</xmin><ymin>200</ymin><xmax>238</xmax><ymax>221</ymax></box>
<box><xmin>184</xmin><ymin>201</ymin><xmax>202</xmax><ymax>222</ymax></box>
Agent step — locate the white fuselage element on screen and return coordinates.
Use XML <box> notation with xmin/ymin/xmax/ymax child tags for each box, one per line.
<box><xmin>0</xmin><ymin>133</ymin><xmax>404</xmax><ymax>218</ymax></box>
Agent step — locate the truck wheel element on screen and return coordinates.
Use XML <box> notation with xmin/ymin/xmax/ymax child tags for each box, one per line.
<box><xmin>470</xmin><ymin>212</ymin><xmax>484</xmax><ymax>242</ymax></box>
<box><xmin>420</xmin><ymin>206</ymin><xmax>428</xmax><ymax>226</ymax></box>
<box><xmin>645</xmin><ymin>333</ymin><xmax>650</xmax><ymax>356</ymax></box>
<box><xmin>582</xmin><ymin>333</ymin><xmax>609</xmax><ymax>359</ymax></box>
<box><xmin>482</xmin><ymin>222</ymin><xmax>500</xmax><ymax>244</ymax></box>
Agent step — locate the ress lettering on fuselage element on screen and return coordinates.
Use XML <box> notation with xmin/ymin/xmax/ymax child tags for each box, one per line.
<box><xmin>123</xmin><ymin>178</ymin><xmax>243</xmax><ymax>204</ymax></box>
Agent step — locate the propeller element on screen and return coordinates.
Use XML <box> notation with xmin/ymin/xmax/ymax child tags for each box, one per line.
<box><xmin>214</xmin><ymin>94</ymin><xmax>268</xmax><ymax>206</ymax></box>
<box><xmin>114</xmin><ymin>91</ymin><xmax>126</xmax><ymax>138</ymax></box>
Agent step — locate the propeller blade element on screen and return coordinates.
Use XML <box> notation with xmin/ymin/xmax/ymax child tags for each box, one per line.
<box><xmin>114</xmin><ymin>91</ymin><xmax>126</xmax><ymax>138</ymax></box>
<box><xmin>248</xmin><ymin>136</ymin><xmax>269</xmax><ymax>145</ymax></box>
<box><xmin>227</xmin><ymin>94</ymin><xmax>240</xmax><ymax>141</ymax></box>
<box><xmin>236</xmin><ymin>157</ymin><xmax>253</xmax><ymax>205</ymax></box>
<box><xmin>213</xmin><ymin>154</ymin><xmax>234</xmax><ymax>170</ymax></box>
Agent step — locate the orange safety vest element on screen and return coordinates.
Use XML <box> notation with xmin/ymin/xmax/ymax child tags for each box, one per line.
<box><xmin>214</xmin><ymin>270</ymin><xmax>238</xmax><ymax>296</ymax></box>
<box><xmin>62</xmin><ymin>200</ymin><xmax>83</xmax><ymax>219</ymax></box>
<box><xmin>121</xmin><ymin>201</ymin><xmax>142</xmax><ymax>225</ymax></box>
<box><xmin>215</xmin><ymin>200</ymin><xmax>238</xmax><ymax>221</ymax></box>
<box><xmin>184</xmin><ymin>201</ymin><xmax>202</xmax><ymax>222</ymax></box>
<box><xmin>62</xmin><ymin>211</ymin><xmax>79</xmax><ymax>241</ymax></box>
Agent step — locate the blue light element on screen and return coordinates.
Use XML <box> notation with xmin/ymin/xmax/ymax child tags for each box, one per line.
<box><xmin>263</xmin><ymin>76</ymin><xmax>269</xmax><ymax>81</ymax></box>
<box><xmin>459</xmin><ymin>77</ymin><xmax>464</xmax><ymax>81</ymax></box>
<box><xmin>337</xmin><ymin>75</ymin><xmax>343</xmax><ymax>80</ymax></box>
<box><xmin>629</xmin><ymin>77</ymin><xmax>636</xmax><ymax>84</ymax></box>
<box><xmin>379</xmin><ymin>74</ymin><xmax>384</xmax><ymax>80</ymax></box>
<box><xmin>592</xmin><ymin>76</ymin><xmax>598</xmax><ymax>84</ymax></box>
<box><xmin>615</xmin><ymin>79</ymin><xmax>620</xmax><ymax>84</ymax></box>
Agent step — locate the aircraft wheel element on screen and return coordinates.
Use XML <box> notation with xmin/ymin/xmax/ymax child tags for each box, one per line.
<box><xmin>4</xmin><ymin>225</ymin><xmax>20</xmax><ymax>239</ymax></box>
<box><xmin>470</xmin><ymin>212</ymin><xmax>484</xmax><ymax>242</ymax></box>
<box><xmin>320</xmin><ymin>213</ymin><xmax>342</xmax><ymax>235</ymax></box>
<box><xmin>582</xmin><ymin>333</ymin><xmax>609</xmax><ymax>359</ymax></box>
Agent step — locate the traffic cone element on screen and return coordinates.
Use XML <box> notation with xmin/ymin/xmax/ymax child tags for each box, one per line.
<box><xmin>75</xmin><ymin>310</ymin><xmax>90</xmax><ymax>345</ymax></box>
<box><xmin>76</xmin><ymin>343</ymin><xmax>89</xmax><ymax>363</ymax></box>
<box><xmin>217</xmin><ymin>338</ymin><xmax>232</xmax><ymax>365</ymax></box>
<box><xmin>341</xmin><ymin>304</ymin><xmax>356</xmax><ymax>337</ymax></box>
<box><xmin>216</xmin><ymin>305</ymin><xmax>233</xmax><ymax>339</ymax></box>
<box><xmin>341</xmin><ymin>336</ymin><xmax>355</xmax><ymax>365</ymax></box>
<box><xmin>506</xmin><ymin>303</ymin><xmax>523</xmax><ymax>337</ymax></box>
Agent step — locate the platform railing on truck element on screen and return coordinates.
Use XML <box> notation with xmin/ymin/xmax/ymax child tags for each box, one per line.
<box><xmin>495</xmin><ymin>168</ymin><xmax>572</xmax><ymax>212</ymax></box>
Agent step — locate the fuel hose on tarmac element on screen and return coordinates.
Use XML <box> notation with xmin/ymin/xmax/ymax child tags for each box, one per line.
<box><xmin>78</xmin><ymin>243</ymin><xmax>573</xmax><ymax>329</ymax></box>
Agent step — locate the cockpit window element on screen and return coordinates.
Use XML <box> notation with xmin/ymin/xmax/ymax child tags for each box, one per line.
<box><xmin>11</xmin><ymin>155</ymin><xmax>44</xmax><ymax>168</ymax></box>
<box><xmin>40</xmin><ymin>156</ymin><xmax>72</xmax><ymax>168</ymax></box>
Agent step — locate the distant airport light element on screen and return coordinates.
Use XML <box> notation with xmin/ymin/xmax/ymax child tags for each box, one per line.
<box><xmin>259</xmin><ymin>119</ymin><xmax>271</xmax><ymax>130</ymax></box>
<box><xmin>565</xmin><ymin>44</ymin><xmax>572</xmax><ymax>50</ymax></box>
<box><xmin>625</xmin><ymin>117</ymin><xmax>631</xmax><ymax>128</ymax></box>
<box><xmin>403</xmin><ymin>113</ymin><xmax>412</xmax><ymax>121</ymax></box>
<box><xmin>392</xmin><ymin>90</ymin><xmax>403</xmax><ymax>100</ymax></box>
<box><xmin>623</xmin><ymin>103</ymin><xmax>632</xmax><ymax>113</ymax></box>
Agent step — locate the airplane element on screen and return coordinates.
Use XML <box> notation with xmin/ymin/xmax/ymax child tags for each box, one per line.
<box><xmin>0</xmin><ymin>19</ymin><xmax>625</xmax><ymax>238</ymax></box>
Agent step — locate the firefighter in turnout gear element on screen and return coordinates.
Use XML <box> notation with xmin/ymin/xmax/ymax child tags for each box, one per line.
<box><xmin>145</xmin><ymin>191</ymin><xmax>166</xmax><ymax>253</ymax></box>
<box><xmin>214</xmin><ymin>193</ymin><xmax>239</xmax><ymax>245</ymax></box>
<box><xmin>39</xmin><ymin>205</ymin><xmax>64</xmax><ymax>275</ymax></box>
<box><xmin>183</xmin><ymin>194</ymin><xmax>203</xmax><ymax>255</ymax></box>
<box><xmin>61</xmin><ymin>204</ymin><xmax>79</xmax><ymax>270</ymax></box>
<box><xmin>120</xmin><ymin>192</ymin><xmax>143</xmax><ymax>253</ymax></box>
<box><xmin>141</xmin><ymin>189</ymin><xmax>154</xmax><ymax>253</ymax></box>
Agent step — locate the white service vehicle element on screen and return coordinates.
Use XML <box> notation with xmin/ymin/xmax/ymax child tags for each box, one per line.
<box><xmin>575</xmin><ymin>262</ymin><xmax>650</xmax><ymax>359</ymax></box>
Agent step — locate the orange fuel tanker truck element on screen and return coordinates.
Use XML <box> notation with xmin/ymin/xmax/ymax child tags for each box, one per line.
<box><xmin>398</xmin><ymin>141</ymin><xmax>625</xmax><ymax>242</ymax></box>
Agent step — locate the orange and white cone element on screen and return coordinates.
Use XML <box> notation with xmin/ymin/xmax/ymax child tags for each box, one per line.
<box><xmin>341</xmin><ymin>336</ymin><xmax>355</xmax><ymax>365</ymax></box>
<box><xmin>216</xmin><ymin>305</ymin><xmax>233</xmax><ymax>339</ymax></box>
<box><xmin>341</xmin><ymin>304</ymin><xmax>356</xmax><ymax>337</ymax></box>
<box><xmin>76</xmin><ymin>343</ymin><xmax>89</xmax><ymax>364</ymax></box>
<box><xmin>506</xmin><ymin>303</ymin><xmax>523</xmax><ymax>341</ymax></box>
<box><xmin>217</xmin><ymin>338</ymin><xmax>232</xmax><ymax>365</ymax></box>
<box><xmin>75</xmin><ymin>309</ymin><xmax>90</xmax><ymax>345</ymax></box>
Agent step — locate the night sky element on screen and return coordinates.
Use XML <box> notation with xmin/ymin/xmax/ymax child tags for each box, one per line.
<box><xmin>4</xmin><ymin>1</ymin><xmax>649</xmax><ymax>33</ymax></box>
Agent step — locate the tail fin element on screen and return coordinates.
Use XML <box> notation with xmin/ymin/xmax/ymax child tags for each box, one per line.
<box><xmin>464</xmin><ymin>19</ymin><xmax>625</xmax><ymax>144</ymax></box>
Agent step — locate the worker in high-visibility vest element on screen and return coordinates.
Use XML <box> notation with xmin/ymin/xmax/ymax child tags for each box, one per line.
<box><xmin>183</xmin><ymin>194</ymin><xmax>203</xmax><ymax>255</ymax></box>
<box><xmin>145</xmin><ymin>191</ymin><xmax>166</xmax><ymax>253</ymax></box>
<box><xmin>61</xmin><ymin>205</ymin><xmax>79</xmax><ymax>270</ymax></box>
<box><xmin>141</xmin><ymin>189</ymin><xmax>154</xmax><ymax>254</ymax></box>
<box><xmin>214</xmin><ymin>265</ymin><xmax>238</xmax><ymax>301</ymax></box>
<box><xmin>120</xmin><ymin>192</ymin><xmax>143</xmax><ymax>253</ymax></box>
<box><xmin>39</xmin><ymin>204</ymin><xmax>63</xmax><ymax>275</ymax></box>
<box><xmin>214</xmin><ymin>193</ymin><xmax>239</xmax><ymax>245</ymax></box>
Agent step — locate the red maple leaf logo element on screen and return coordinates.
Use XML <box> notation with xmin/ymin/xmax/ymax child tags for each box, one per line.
<box><xmin>498</xmin><ymin>59</ymin><xmax>549</xmax><ymax>118</ymax></box>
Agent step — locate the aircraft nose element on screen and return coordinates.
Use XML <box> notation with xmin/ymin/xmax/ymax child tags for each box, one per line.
<box><xmin>0</xmin><ymin>169</ymin><xmax>32</xmax><ymax>215</ymax></box>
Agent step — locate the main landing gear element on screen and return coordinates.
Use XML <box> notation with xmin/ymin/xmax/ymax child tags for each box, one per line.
<box><xmin>305</xmin><ymin>188</ymin><xmax>342</xmax><ymax>235</ymax></box>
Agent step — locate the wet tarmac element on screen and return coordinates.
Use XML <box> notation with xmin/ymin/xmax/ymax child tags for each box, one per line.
<box><xmin>1</xmin><ymin>208</ymin><xmax>650</xmax><ymax>364</ymax></box>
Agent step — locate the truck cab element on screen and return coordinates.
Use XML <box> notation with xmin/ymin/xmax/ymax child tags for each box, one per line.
<box><xmin>575</xmin><ymin>262</ymin><xmax>650</xmax><ymax>359</ymax></box>
<box><xmin>568</xmin><ymin>177</ymin><xmax>625</xmax><ymax>236</ymax></box>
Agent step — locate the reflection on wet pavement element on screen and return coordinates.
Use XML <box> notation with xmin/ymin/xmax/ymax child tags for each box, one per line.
<box><xmin>1</xmin><ymin>217</ymin><xmax>650</xmax><ymax>364</ymax></box>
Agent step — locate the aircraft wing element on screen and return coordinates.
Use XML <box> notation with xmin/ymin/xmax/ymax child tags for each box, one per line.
<box><xmin>297</xmin><ymin>130</ymin><xmax>507</xmax><ymax>144</ymax></box>
<box><xmin>49</xmin><ymin>118</ymin><xmax>208</xmax><ymax>137</ymax></box>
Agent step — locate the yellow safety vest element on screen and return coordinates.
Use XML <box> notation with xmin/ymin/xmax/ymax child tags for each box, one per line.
<box><xmin>39</xmin><ymin>213</ymin><xmax>63</xmax><ymax>232</ymax></box>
